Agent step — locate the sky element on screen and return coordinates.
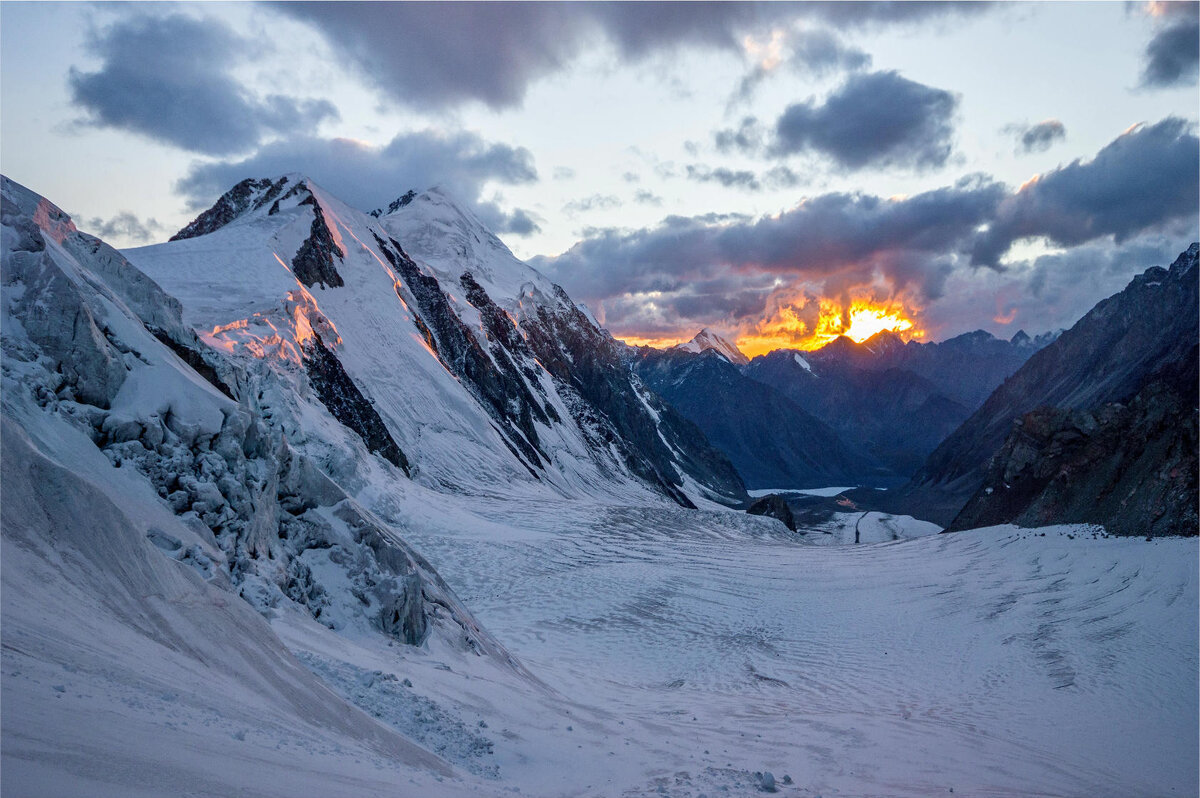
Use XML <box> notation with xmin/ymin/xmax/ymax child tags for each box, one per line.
<box><xmin>1</xmin><ymin>1</ymin><xmax>1197</xmax><ymax>354</ymax></box>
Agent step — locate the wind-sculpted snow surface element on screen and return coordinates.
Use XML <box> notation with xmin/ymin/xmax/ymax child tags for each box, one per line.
<box><xmin>396</xmin><ymin>498</ymin><xmax>1198</xmax><ymax>797</ymax></box>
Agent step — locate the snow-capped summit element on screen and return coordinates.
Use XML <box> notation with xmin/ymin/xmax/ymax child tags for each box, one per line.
<box><xmin>373</xmin><ymin>186</ymin><xmax>555</xmax><ymax>306</ymax></box>
<box><xmin>127</xmin><ymin>175</ymin><xmax>745</xmax><ymax>505</ymax></box>
<box><xmin>673</xmin><ymin>328</ymin><xmax>749</xmax><ymax>365</ymax></box>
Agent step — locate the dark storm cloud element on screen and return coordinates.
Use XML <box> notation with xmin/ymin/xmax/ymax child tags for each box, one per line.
<box><xmin>176</xmin><ymin>130</ymin><xmax>538</xmax><ymax>226</ymax></box>
<box><xmin>971</xmin><ymin>117</ymin><xmax>1199</xmax><ymax>266</ymax></box>
<box><xmin>476</xmin><ymin>204</ymin><xmax>542</xmax><ymax>237</ymax></box>
<box><xmin>770</xmin><ymin>71</ymin><xmax>958</xmax><ymax>170</ymax></box>
<box><xmin>80</xmin><ymin>211</ymin><xmax>166</xmax><ymax>244</ymax></box>
<box><xmin>69</xmin><ymin>14</ymin><xmax>337</xmax><ymax>155</ymax></box>
<box><xmin>535</xmin><ymin>176</ymin><xmax>1005</xmax><ymax>308</ymax></box>
<box><xmin>273</xmin><ymin>2</ymin><xmax>992</xmax><ymax>111</ymax></box>
<box><xmin>1007</xmin><ymin>119</ymin><xmax>1067</xmax><ymax>153</ymax></box>
<box><xmin>537</xmin><ymin>117</ymin><xmax>1198</xmax><ymax>338</ymax></box>
<box><xmin>1140</xmin><ymin>16</ymin><xmax>1200</xmax><ymax>87</ymax></box>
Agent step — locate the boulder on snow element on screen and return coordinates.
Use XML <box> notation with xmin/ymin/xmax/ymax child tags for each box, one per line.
<box><xmin>747</xmin><ymin>494</ymin><xmax>796</xmax><ymax>532</ymax></box>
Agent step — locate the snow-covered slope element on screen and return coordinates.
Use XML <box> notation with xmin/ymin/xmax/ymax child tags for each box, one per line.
<box><xmin>127</xmin><ymin>176</ymin><xmax>744</xmax><ymax>506</ymax></box>
<box><xmin>0</xmin><ymin>174</ymin><xmax>535</xmax><ymax>795</ymax></box>
<box><xmin>4</xmin><ymin>174</ymin><xmax>1196</xmax><ymax>798</ymax></box>
<box><xmin>673</xmin><ymin>327</ymin><xmax>750</xmax><ymax>365</ymax></box>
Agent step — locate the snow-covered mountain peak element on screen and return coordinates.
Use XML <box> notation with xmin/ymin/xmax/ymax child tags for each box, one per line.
<box><xmin>123</xmin><ymin>175</ymin><xmax>745</xmax><ymax>505</ymax></box>
<box><xmin>374</xmin><ymin>187</ymin><xmax>553</xmax><ymax>305</ymax></box>
<box><xmin>674</xmin><ymin>328</ymin><xmax>749</xmax><ymax>365</ymax></box>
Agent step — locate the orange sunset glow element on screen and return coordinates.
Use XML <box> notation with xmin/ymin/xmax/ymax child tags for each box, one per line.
<box><xmin>619</xmin><ymin>298</ymin><xmax>925</xmax><ymax>359</ymax></box>
<box><xmin>736</xmin><ymin>298</ymin><xmax>923</xmax><ymax>358</ymax></box>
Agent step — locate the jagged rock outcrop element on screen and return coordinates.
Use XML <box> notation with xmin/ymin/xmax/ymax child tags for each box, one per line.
<box><xmin>747</xmin><ymin>494</ymin><xmax>796</xmax><ymax>532</ymax></box>
<box><xmin>170</xmin><ymin>176</ymin><xmax>290</xmax><ymax>241</ymax></box>
<box><xmin>950</xmin><ymin>343</ymin><xmax>1198</xmax><ymax>537</ymax></box>
<box><xmin>291</xmin><ymin>192</ymin><xmax>345</xmax><ymax>288</ymax></box>
<box><xmin>905</xmin><ymin>243</ymin><xmax>1199</xmax><ymax>526</ymax></box>
<box><xmin>303</xmin><ymin>330</ymin><xmax>409</xmax><ymax>473</ymax></box>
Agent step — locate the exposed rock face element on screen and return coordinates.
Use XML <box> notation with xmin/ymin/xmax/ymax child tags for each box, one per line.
<box><xmin>636</xmin><ymin>347</ymin><xmax>885</xmax><ymax>489</ymax></box>
<box><xmin>303</xmin><ymin>331</ymin><xmax>409</xmax><ymax>473</ymax></box>
<box><xmin>747</xmin><ymin>494</ymin><xmax>796</xmax><ymax>532</ymax></box>
<box><xmin>373</xmin><ymin>188</ymin><xmax>747</xmax><ymax>506</ymax></box>
<box><xmin>373</xmin><ymin>233</ymin><xmax>552</xmax><ymax>472</ymax></box>
<box><xmin>521</xmin><ymin>285</ymin><xmax>746</xmax><ymax>507</ymax></box>
<box><xmin>743</xmin><ymin>328</ymin><xmax>1049</xmax><ymax>481</ymax></box>
<box><xmin>369</xmin><ymin>190</ymin><xmax>417</xmax><ymax>217</ymax></box>
<box><xmin>951</xmin><ymin>344</ymin><xmax>1198</xmax><ymax>537</ymax></box>
<box><xmin>291</xmin><ymin>192</ymin><xmax>345</xmax><ymax>288</ymax></box>
<box><xmin>904</xmin><ymin>243</ymin><xmax>1199</xmax><ymax>525</ymax></box>
<box><xmin>749</xmin><ymin>349</ymin><xmax>969</xmax><ymax>478</ymax></box>
<box><xmin>170</xmin><ymin>177</ymin><xmax>290</xmax><ymax>241</ymax></box>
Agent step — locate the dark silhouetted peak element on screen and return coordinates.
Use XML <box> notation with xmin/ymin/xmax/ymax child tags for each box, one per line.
<box><xmin>1010</xmin><ymin>330</ymin><xmax>1031</xmax><ymax>346</ymax></box>
<box><xmin>862</xmin><ymin>329</ymin><xmax>906</xmax><ymax>354</ymax></box>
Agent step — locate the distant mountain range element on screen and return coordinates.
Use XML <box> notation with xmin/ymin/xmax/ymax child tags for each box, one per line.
<box><xmin>634</xmin><ymin>325</ymin><xmax>1054</xmax><ymax>489</ymax></box>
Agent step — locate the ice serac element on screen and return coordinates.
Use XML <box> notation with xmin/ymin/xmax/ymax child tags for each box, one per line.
<box><xmin>673</xmin><ymin>328</ymin><xmax>750</xmax><ymax>365</ymax></box>
<box><xmin>907</xmin><ymin>243</ymin><xmax>1200</xmax><ymax>528</ymax></box>
<box><xmin>2</xmin><ymin>174</ymin><xmax>521</xmax><ymax>793</ymax></box>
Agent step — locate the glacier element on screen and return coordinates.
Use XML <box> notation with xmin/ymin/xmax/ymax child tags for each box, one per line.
<box><xmin>2</xmin><ymin>173</ymin><xmax>1196</xmax><ymax>797</ymax></box>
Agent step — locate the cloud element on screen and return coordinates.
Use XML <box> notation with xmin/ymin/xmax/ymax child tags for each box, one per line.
<box><xmin>732</xmin><ymin>27</ymin><xmax>872</xmax><ymax>103</ymax></box>
<box><xmin>769</xmin><ymin>71</ymin><xmax>958</xmax><ymax>170</ymax></box>
<box><xmin>175</xmin><ymin>130</ymin><xmax>538</xmax><ymax>228</ymax></box>
<box><xmin>563</xmin><ymin>194</ymin><xmax>622</xmax><ymax>214</ymax></box>
<box><xmin>535</xmin><ymin>176</ymin><xmax>1004</xmax><ymax>323</ymax></box>
<box><xmin>971</xmin><ymin>117</ymin><xmax>1199</xmax><ymax>266</ymax></box>
<box><xmin>1140</xmin><ymin>16</ymin><xmax>1199</xmax><ymax>87</ymax></box>
<box><xmin>924</xmin><ymin>232</ymin><xmax>1192</xmax><ymax>338</ymax></box>
<box><xmin>685</xmin><ymin>165</ymin><xmax>762</xmax><ymax>190</ymax></box>
<box><xmin>1006</xmin><ymin>119</ymin><xmax>1067</xmax><ymax>153</ymax></box>
<box><xmin>535</xmin><ymin>118</ymin><xmax>1198</xmax><ymax>345</ymax></box>
<box><xmin>69</xmin><ymin>14</ymin><xmax>337</xmax><ymax>155</ymax></box>
<box><xmin>80</xmin><ymin>211</ymin><xmax>166</xmax><ymax>245</ymax></box>
<box><xmin>714</xmin><ymin>117</ymin><xmax>766</xmax><ymax>154</ymax></box>
<box><xmin>633</xmin><ymin>189</ymin><xmax>664</xmax><ymax>206</ymax></box>
<box><xmin>273</xmin><ymin>2</ymin><xmax>992</xmax><ymax>111</ymax></box>
<box><xmin>476</xmin><ymin>204</ymin><xmax>542</xmax><ymax>237</ymax></box>
<box><xmin>684</xmin><ymin>163</ymin><xmax>802</xmax><ymax>191</ymax></box>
